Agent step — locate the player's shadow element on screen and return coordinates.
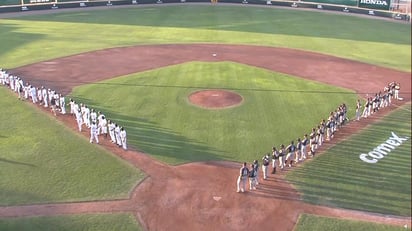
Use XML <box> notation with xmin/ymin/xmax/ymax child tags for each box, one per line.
<box><xmin>89</xmin><ymin>108</ymin><xmax>227</xmax><ymax>165</ymax></box>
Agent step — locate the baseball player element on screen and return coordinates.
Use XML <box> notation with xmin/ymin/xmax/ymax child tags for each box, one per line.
<box><xmin>120</xmin><ymin>127</ymin><xmax>127</xmax><ymax>150</ymax></box>
<box><xmin>236</xmin><ymin>162</ymin><xmax>249</xmax><ymax>193</ymax></box>
<box><xmin>261</xmin><ymin>154</ymin><xmax>270</xmax><ymax>180</ymax></box>
<box><xmin>108</xmin><ymin>120</ymin><xmax>116</xmax><ymax>143</ymax></box>
<box><xmin>271</xmin><ymin>147</ymin><xmax>279</xmax><ymax>174</ymax></box>
<box><xmin>253</xmin><ymin>159</ymin><xmax>259</xmax><ymax>185</ymax></box>
<box><xmin>42</xmin><ymin>87</ymin><xmax>48</xmax><ymax>108</ymax></box>
<box><xmin>115</xmin><ymin>123</ymin><xmax>122</xmax><ymax>147</ymax></box>
<box><xmin>75</xmin><ymin>108</ymin><xmax>83</xmax><ymax>132</ymax></box>
<box><xmin>295</xmin><ymin>138</ymin><xmax>302</xmax><ymax>163</ymax></box>
<box><xmin>50</xmin><ymin>95</ymin><xmax>57</xmax><ymax>116</ymax></box>
<box><xmin>355</xmin><ymin>99</ymin><xmax>361</xmax><ymax>121</ymax></box>
<box><xmin>90</xmin><ymin>109</ymin><xmax>97</xmax><ymax>125</ymax></box>
<box><xmin>37</xmin><ymin>87</ymin><xmax>42</xmax><ymax>105</ymax></box>
<box><xmin>89</xmin><ymin>121</ymin><xmax>99</xmax><ymax>144</ymax></box>
<box><xmin>59</xmin><ymin>94</ymin><xmax>66</xmax><ymax>114</ymax></box>
<box><xmin>69</xmin><ymin>98</ymin><xmax>75</xmax><ymax>115</ymax></box>
<box><xmin>286</xmin><ymin>140</ymin><xmax>296</xmax><ymax>167</ymax></box>
<box><xmin>97</xmin><ymin>111</ymin><xmax>105</xmax><ymax>134</ymax></box>
<box><xmin>23</xmin><ymin>82</ymin><xmax>30</xmax><ymax>100</ymax></box>
<box><xmin>83</xmin><ymin>105</ymin><xmax>91</xmax><ymax>128</ymax></box>
<box><xmin>249</xmin><ymin>163</ymin><xmax>257</xmax><ymax>190</ymax></box>
<box><xmin>278</xmin><ymin>144</ymin><xmax>285</xmax><ymax>170</ymax></box>
<box><xmin>30</xmin><ymin>85</ymin><xmax>38</xmax><ymax>104</ymax></box>
<box><xmin>309</xmin><ymin>128</ymin><xmax>316</xmax><ymax>157</ymax></box>
<box><xmin>100</xmin><ymin>115</ymin><xmax>108</xmax><ymax>138</ymax></box>
<box><xmin>301</xmin><ymin>134</ymin><xmax>308</xmax><ymax>161</ymax></box>
<box><xmin>394</xmin><ymin>82</ymin><xmax>400</xmax><ymax>100</ymax></box>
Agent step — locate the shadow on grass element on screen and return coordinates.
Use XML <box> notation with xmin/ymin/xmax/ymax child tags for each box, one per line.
<box><xmin>0</xmin><ymin>157</ymin><xmax>36</xmax><ymax>167</ymax></box>
<box><xmin>0</xmin><ymin>189</ymin><xmax>46</xmax><ymax>207</ymax></box>
<box><xmin>0</xmin><ymin>24</ymin><xmax>45</xmax><ymax>67</ymax></box>
<box><xmin>68</xmin><ymin>96</ymin><xmax>227</xmax><ymax>164</ymax></box>
<box><xmin>10</xmin><ymin>5</ymin><xmax>411</xmax><ymax>45</ymax></box>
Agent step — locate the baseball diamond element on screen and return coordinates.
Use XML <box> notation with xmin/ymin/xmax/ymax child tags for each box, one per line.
<box><xmin>0</xmin><ymin>4</ymin><xmax>411</xmax><ymax>231</ymax></box>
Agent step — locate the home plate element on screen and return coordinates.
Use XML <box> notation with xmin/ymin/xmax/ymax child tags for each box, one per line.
<box><xmin>212</xmin><ymin>94</ymin><xmax>220</xmax><ymax>97</ymax></box>
<box><xmin>213</xmin><ymin>196</ymin><xmax>222</xmax><ymax>201</ymax></box>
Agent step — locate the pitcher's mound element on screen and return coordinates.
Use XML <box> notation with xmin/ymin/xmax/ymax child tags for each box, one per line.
<box><xmin>189</xmin><ymin>90</ymin><xmax>243</xmax><ymax>109</ymax></box>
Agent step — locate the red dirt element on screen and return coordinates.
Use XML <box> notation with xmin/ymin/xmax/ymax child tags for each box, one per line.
<box><xmin>1</xmin><ymin>44</ymin><xmax>411</xmax><ymax>231</ymax></box>
<box><xmin>189</xmin><ymin>90</ymin><xmax>243</xmax><ymax>109</ymax></box>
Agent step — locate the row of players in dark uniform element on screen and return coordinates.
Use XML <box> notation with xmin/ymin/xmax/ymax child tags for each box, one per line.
<box><xmin>236</xmin><ymin>103</ymin><xmax>349</xmax><ymax>193</ymax></box>
<box><xmin>357</xmin><ymin>81</ymin><xmax>401</xmax><ymax>120</ymax></box>
<box><xmin>237</xmin><ymin>81</ymin><xmax>403</xmax><ymax>193</ymax></box>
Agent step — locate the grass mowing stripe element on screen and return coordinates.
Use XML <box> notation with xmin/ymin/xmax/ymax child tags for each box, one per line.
<box><xmin>286</xmin><ymin>103</ymin><xmax>411</xmax><ymax>216</ymax></box>
<box><xmin>295</xmin><ymin>213</ymin><xmax>408</xmax><ymax>231</ymax></box>
<box><xmin>69</xmin><ymin>62</ymin><xmax>357</xmax><ymax>164</ymax></box>
<box><xmin>0</xmin><ymin>6</ymin><xmax>410</xmax><ymax>71</ymax></box>
<box><xmin>0</xmin><ymin>87</ymin><xmax>144</xmax><ymax>206</ymax></box>
<box><xmin>0</xmin><ymin>213</ymin><xmax>141</xmax><ymax>231</ymax></box>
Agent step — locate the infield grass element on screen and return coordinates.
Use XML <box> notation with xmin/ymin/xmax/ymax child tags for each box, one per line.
<box><xmin>69</xmin><ymin>61</ymin><xmax>358</xmax><ymax>164</ymax></box>
<box><xmin>0</xmin><ymin>5</ymin><xmax>410</xmax><ymax>71</ymax></box>
<box><xmin>286</xmin><ymin>103</ymin><xmax>412</xmax><ymax>216</ymax></box>
<box><xmin>0</xmin><ymin>213</ymin><xmax>141</xmax><ymax>231</ymax></box>
<box><xmin>0</xmin><ymin>87</ymin><xmax>144</xmax><ymax>206</ymax></box>
<box><xmin>295</xmin><ymin>214</ymin><xmax>409</xmax><ymax>231</ymax></box>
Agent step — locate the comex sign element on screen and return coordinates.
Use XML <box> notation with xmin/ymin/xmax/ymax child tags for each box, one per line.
<box><xmin>360</xmin><ymin>132</ymin><xmax>409</xmax><ymax>164</ymax></box>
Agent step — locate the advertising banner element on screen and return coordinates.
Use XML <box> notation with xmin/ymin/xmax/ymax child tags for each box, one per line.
<box><xmin>358</xmin><ymin>0</ymin><xmax>391</xmax><ymax>10</ymax></box>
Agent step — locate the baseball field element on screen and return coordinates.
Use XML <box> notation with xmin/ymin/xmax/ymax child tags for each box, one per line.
<box><xmin>0</xmin><ymin>3</ymin><xmax>410</xmax><ymax>231</ymax></box>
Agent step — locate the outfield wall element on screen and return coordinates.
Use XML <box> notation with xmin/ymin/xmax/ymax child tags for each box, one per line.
<box><xmin>0</xmin><ymin>0</ymin><xmax>410</xmax><ymax>21</ymax></box>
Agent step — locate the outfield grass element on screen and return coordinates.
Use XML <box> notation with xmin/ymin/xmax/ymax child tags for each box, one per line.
<box><xmin>295</xmin><ymin>214</ymin><xmax>409</xmax><ymax>231</ymax></box>
<box><xmin>286</xmin><ymin>103</ymin><xmax>411</xmax><ymax>216</ymax></box>
<box><xmin>69</xmin><ymin>62</ymin><xmax>358</xmax><ymax>164</ymax></box>
<box><xmin>0</xmin><ymin>213</ymin><xmax>141</xmax><ymax>231</ymax></box>
<box><xmin>0</xmin><ymin>5</ymin><xmax>410</xmax><ymax>71</ymax></box>
<box><xmin>0</xmin><ymin>87</ymin><xmax>144</xmax><ymax>206</ymax></box>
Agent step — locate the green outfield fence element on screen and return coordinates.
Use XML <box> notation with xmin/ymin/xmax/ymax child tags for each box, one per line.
<box><xmin>0</xmin><ymin>0</ymin><xmax>410</xmax><ymax>21</ymax></box>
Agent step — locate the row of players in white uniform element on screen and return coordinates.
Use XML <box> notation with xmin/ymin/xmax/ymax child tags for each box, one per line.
<box><xmin>0</xmin><ymin>69</ymin><xmax>127</xmax><ymax>150</ymax></box>
<box><xmin>237</xmin><ymin>82</ymin><xmax>403</xmax><ymax>193</ymax></box>
<box><xmin>69</xmin><ymin>100</ymin><xmax>127</xmax><ymax>150</ymax></box>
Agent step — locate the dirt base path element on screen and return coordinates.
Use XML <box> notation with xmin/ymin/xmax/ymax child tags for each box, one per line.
<box><xmin>1</xmin><ymin>44</ymin><xmax>411</xmax><ymax>231</ymax></box>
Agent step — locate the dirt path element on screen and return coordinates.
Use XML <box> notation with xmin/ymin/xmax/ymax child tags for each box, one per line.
<box><xmin>1</xmin><ymin>44</ymin><xmax>411</xmax><ymax>231</ymax></box>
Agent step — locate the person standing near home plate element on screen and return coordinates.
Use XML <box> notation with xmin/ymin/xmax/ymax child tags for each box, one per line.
<box><xmin>236</xmin><ymin>162</ymin><xmax>249</xmax><ymax>193</ymax></box>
